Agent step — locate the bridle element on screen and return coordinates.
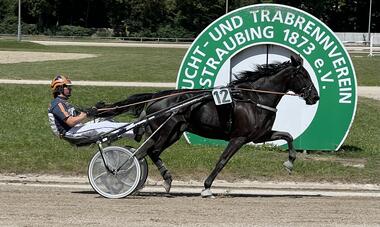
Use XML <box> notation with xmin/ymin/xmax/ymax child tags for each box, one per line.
<box><xmin>299</xmin><ymin>85</ymin><xmax>313</xmax><ymax>99</ymax></box>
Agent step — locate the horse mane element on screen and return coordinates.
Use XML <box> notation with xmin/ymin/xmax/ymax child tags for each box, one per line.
<box><xmin>230</xmin><ymin>60</ymin><xmax>292</xmax><ymax>85</ymax></box>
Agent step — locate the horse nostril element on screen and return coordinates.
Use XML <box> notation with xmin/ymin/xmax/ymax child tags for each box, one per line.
<box><xmin>314</xmin><ymin>96</ymin><xmax>320</xmax><ymax>101</ymax></box>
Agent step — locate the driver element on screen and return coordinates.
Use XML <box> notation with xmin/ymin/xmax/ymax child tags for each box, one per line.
<box><xmin>47</xmin><ymin>75</ymin><xmax>135</xmax><ymax>142</ymax></box>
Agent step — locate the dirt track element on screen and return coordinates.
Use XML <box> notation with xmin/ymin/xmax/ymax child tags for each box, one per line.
<box><xmin>0</xmin><ymin>50</ymin><xmax>97</xmax><ymax>64</ymax></box>
<box><xmin>0</xmin><ymin>183</ymin><xmax>379</xmax><ymax>226</ymax></box>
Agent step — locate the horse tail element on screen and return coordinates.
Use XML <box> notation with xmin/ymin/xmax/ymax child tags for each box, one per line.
<box><xmin>119</xmin><ymin>93</ymin><xmax>154</xmax><ymax>116</ymax></box>
<box><xmin>97</xmin><ymin>93</ymin><xmax>154</xmax><ymax>118</ymax></box>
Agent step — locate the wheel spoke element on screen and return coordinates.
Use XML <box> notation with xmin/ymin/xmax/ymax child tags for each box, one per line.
<box><xmin>119</xmin><ymin>178</ymin><xmax>134</xmax><ymax>187</ymax></box>
<box><xmin>118</xmin><ymin>158</ymin><xmax>133</xmax><ymax>170</ymax></box>
<box><xmin>104</xmin><ymin>153</ymin><xmax>115</xmax><ymax>170</ymax></box>
<box><xmin>93</xmin><ymin>171</ymin><xmax>108</xmax><ymax>181</ymax></box>
<box><xmin>118</xmin><ymin>164</ymin><xmax>135</xmax><ymax>174</ymax></box>
<box><xmin>111</xmin><ymin>150</ymin><xmax>121</xmax><ymax>169</ymax></box>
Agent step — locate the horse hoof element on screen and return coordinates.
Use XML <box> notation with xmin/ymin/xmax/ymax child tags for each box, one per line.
<box><xmin>201</xmin><ymin>189</ymin><xmax>215</xmax><ymax>198</ymax></box>
<box><xmin>283</xmin><ymin>160</ymin><xmax>293</xmax><ymax>174</ymax></box>
<box><xmin>163</xmin><ymin>179</ymin><xmax>172</xmax><ymax>193</ymax></box>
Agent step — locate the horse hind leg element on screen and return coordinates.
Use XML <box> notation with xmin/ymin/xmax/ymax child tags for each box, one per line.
<box><xmin>202</xmin><ymin>137</ymin><xmax>246</xmax><ymax>198</ymax></box>
<box><xmin>133</xmin><ymin>125</ymin><xmax>174</xmax><ymax>193</ymax></box>
<box><xmin>148</xmin><ymin>119</ymin><xmax>188</xmax><ymax>193</ymax></box>
<box><xmin>146</xmin><ymin>135</ymin><xmax>174</xmax><ymax>193</ymax></box>
<box><xmin>149</xmin><ymin>155</ymin><xmax>173</xmax><ymax>193</ymax></box>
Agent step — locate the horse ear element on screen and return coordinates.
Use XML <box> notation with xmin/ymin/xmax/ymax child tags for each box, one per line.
<box><xmin>290</xmin><ymin>55</ymin><xmax>303</xmax><ymax>67</ymax></box>
<box><xmin>297</xmin><ymin>55</ymin><xmax>304</xmax><ymax>66</ymax></box>
<box><xmin>290</xmin><ymin>55</ymin><xmax>298</xmax><ymax>67</ymax></box>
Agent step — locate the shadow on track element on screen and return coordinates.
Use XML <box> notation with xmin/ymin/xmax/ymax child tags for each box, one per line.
<box><xmin>71</xmin><ymin>190</ymin><xmax>322</xmax><ymax>199</ymax></box>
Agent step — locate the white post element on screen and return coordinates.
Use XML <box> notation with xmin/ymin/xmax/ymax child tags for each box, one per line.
<box><xmin>226</xmin><ymin>0</ymin><xmax>228</xmax><ymax>14</ymax></box>
<box><xmin>367</xmin><ymin>0</ymin><xmax>372</xmax><ymax>46</ymax></box>
<box><xmin>17</xmin><ymin>0</ymin><xmax>21</xmax><ymax>41</ymax></box>
<box><xmin>368</xmin><ymin>33</ymin><xmax>373</xmax><ymax>57</ymax></box>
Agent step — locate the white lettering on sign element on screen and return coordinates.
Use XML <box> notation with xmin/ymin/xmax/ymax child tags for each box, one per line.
<box><xmin>338</xmin><ymin>78</ymin><xmax>352</xmax><ymax>103</ymax></box>
<box><xmin>209</xmin><ymin>16</ymin><xmax>244</xmax><ymax>41</ymax></box>
<box><xmin>248</xmin><ymin>8</ymin><xmax>353</xmax><ymax>105</ymax></box>
<box><xmin>283</xmin><ymin>29</ymin><xmax>316</xmax><ymax>55</ymax></box>
<box><xmin>182</xmin><ymin>45</ymin><xmax>207</xmax><ymax>89</ymax></box>
<box><xmin>183</xmin><ymin>7</ymin><xmax>355</xmax><ymax>103</ymax></box>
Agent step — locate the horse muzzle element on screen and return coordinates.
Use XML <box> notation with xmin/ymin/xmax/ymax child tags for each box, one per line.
<box><xmin>300</xmin><ymin>86</ymin><xmax>319</xmax><ymax>105</ymax></box>
<box><xmin>305</xmin><ymin>94</ymin><xmax>320</xmax><ymax>105</ymax></box>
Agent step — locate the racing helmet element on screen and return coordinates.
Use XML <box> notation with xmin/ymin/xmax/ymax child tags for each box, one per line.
<box><xmin>51</xmin><ymin>75</ymin><xmax>72</xmax><ymax>97</ymax></box>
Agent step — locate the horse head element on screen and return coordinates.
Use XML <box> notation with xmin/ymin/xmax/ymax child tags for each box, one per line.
<box><xmin>288</xmin><ymin>55</ymin><xmax>320</xmax><ymax>105</ymax></box>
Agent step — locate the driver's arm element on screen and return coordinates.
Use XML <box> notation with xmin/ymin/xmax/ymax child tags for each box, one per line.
<box><xmin>64</xmin><ymin>112</ymin><xmax>87</xmax><ymax>127</ymax></box>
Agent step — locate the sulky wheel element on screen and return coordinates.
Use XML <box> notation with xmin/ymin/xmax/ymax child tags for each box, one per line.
<box><xmin>127</xmin><ymin>147</ymin><xmax>149</xmax><ymax>192</ymax></box>
<box><xmin>135</xmin><ymin>157</ymin><xmax>149</xmax><ymax>192</ymax></box>
<box><xmin>88</xmin><ymin>146</ymin><xmax>141</xmax><ymax>199</ymax></box>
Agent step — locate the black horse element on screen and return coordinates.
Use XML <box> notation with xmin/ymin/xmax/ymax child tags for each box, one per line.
<box><xmin>98</xmin><ymin>55</ymin><xmax>319</xmax><ymax>197</ymax></box>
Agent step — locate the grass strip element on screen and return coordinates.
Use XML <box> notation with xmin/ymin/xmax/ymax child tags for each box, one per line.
<box><xmin>0</xmin><ymin>40</ymin><xmax>379</xmax><ymax>86</ymax></box>
<box><xmin>0</xmin><ymin>40</ymin><xmax>186</xmax><ymax>82</ymax></box>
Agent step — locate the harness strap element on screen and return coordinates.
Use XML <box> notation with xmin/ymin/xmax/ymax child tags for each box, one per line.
<box><xmin>235</xmin><ymin>99</ymin><xmax>277</xmax><ymax>113</ymax></box>
<box><xmin>256</xmin><ymin>103</ymin><xmax>277</xmax><ymax>113</ymax></box>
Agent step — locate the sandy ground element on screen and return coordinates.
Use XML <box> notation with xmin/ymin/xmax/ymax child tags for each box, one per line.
<box><xmin>0</xmin><ymin>174</ymin><xmax>379</xmax><ymax>226</ymax></box>
<box><xmin>0</xmin><ymin>182</ymin><xmax>379</xmax><ymax>226</ymax></box>
<box><xmin>357</xmin><ymin>86</ymin><xmax>380</xmax><ymax>100</ymax></box>
<box><xmin>0</xmin><ymin>50</ymin><xmax>97</xmax><ymax>64</ymax></box>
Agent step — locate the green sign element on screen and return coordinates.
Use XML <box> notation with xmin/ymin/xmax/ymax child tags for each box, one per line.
<box><xmin>176</xmin><ymin>4</ymin><xmax>357</xmax><ymax>151</ymax></box>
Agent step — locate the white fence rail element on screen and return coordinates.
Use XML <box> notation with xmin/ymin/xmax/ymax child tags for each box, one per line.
<box><xmin>335</xmin><ymin>32</ymin><xmax>380</xmax><ymax>46</ymax></box>
<box><xmin>1</xmin><ymin>33</ymin><xmax>379</xmax><ymax>45</ymax></box>
<box><xmin>0</xmin><ymin>34</ymin><xmax>195</xmax><ymax>44</ymax></box>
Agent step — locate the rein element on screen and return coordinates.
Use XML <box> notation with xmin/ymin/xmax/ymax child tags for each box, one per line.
<box><xmin>97</xmin><ymin>86</ymin><xmax>303</xmax><ymax>113</ymax></box>
<box><xmin>233</xmin><ymin>87</ymin><xmax>301</xmax><ymax>96</ymax></box>
<box><xmin>97</xmin><ymin>89</ymin><xmax>210</xmax><ymax>112</ymax></box>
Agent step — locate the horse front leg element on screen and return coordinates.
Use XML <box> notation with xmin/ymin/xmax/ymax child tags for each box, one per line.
<box><xmin>202</xmin><ymin>137</ymin><xmax>246</xmax><ymax>198</ymax></box>
<box><xmin>259</xmin><ymin>131</ymin><xmax>296</xmax><ymax>173</ymax></box>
